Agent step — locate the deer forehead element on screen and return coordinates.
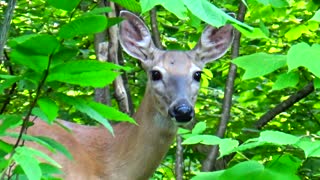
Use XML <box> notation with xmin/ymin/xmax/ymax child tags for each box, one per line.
<box><xmin>153</xmin><ymin>51</ymin><xmax>201</xmax><ymax>75</ymax></box>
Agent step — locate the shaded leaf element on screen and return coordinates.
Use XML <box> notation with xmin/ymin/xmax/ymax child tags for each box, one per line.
<box><xmin>272</xmin><ymin>71</ymin><xmax>299</xmax><ymax>90</ymax></box>
<box><xmin>36</xmin><ymin>98</ymin><xmax>58</xmax><ymax>124</ymax></box>
<box><xmin>0</xmin><ymin>75</ymin><xmax>20</xmax><ymax>94</ymax></box>
<box><xmin>233</xmin><ymin>24</ymin><xmax>268</xmax><ymax>39</ymax></box>
<box><xmin>47</xmin><ymin>0</ymin><xmax>81</xmax><ymax>11</ymax></box>
<box><xmin>112</xmin><ymin>0</ymin><xmax>141</xmax><ymax>12</ymax></box>
<box><xmin>296</xmin><ymin>137</ymin><xmax>320</xmax><ymax>158</ymax></box>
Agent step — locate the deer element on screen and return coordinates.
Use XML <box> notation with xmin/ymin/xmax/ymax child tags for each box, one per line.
<box><xmin>4</xmin><ymin>11</ymin><xmax>234</xmax><ymax>179</ymax></box>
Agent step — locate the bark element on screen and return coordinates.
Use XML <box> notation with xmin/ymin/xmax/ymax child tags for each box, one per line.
<box><xmin>255</xmin><ymin>82</ymin><xmax>315</xmax><ymax>129</ymax></box>
<box><xmin>0</xmin><ymin>0</ymin><xmax>16</xmax><ymax>61</ymax></box>
<box><xmin>94</xmin><ymin>0</ymin><xmax>111</xmax><ymax>105</ymax></box>
<box><xmin>201</xmin><ymin>1</ymin><xmax>247</xmax><ymax>172</ymax></box>
<box><xmin>107</xmin><ymin>2</ymin><xmax>133</xmax><ymax>115</ymax></box>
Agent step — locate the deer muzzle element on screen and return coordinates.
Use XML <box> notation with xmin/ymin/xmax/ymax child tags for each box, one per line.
<box><xmin>168</xmin><ymin>99</ymin><xmax>194</xmax><ymax>123</ymax></box>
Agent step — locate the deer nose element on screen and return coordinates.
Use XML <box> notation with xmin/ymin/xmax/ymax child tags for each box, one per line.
<box><xmin>169</xmin><ymin>100</ymin><xmax>194</xmax><ymax>123</ymax></box>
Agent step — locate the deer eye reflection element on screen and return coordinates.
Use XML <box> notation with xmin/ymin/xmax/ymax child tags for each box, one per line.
<box><xmin>193</xmin><ymin>71</ymin><xmax>202</xmax><ymax>82</ymax></box>
<box><xmin>150</xmin><ymin>70</ymin><xmax>162</xmax><ymax>81</ymax></box>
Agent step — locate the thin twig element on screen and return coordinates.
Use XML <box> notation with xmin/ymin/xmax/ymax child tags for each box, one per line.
<box><xmin>150</xmin><ymin>8</ymin><xmax>163</xmax><ymax>50</ymax></box>
<box><xmin>201</xmin><ymin>1</ymin><xmax>247</xmax><ymax>172</ymax></box>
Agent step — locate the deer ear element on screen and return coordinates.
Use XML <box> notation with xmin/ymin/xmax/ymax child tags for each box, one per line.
<box><xmin>119</xmin><ymin>11</ymin><xmax>156</xmax><ymax>62</ymax></box>
<box><xmin>193</xmin><ymin>25</ymin><xmax>234</xmax><ymax>64</ymax></box>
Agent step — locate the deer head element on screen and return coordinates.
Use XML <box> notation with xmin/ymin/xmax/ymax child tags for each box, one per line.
<box><xmin>119</xmin><ymin>11</ymin><xmax>234</xmax><ymax>124</ymax></box>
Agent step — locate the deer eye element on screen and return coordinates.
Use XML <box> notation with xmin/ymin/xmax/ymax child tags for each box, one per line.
<box><xmin>150</xmin><ymin>70</ymin><xmax>162</xmax><ymax>81</ymax></box>
<box><xmin>193</xmin><ymin>71</ymin><xmax>202</xmax><ymax>82</ymax></box>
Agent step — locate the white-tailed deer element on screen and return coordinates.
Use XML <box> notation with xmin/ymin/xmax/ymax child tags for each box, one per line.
<box><xmin>5</xmin><ymin>11</ymin><xmax>233</xmax><ymax>179</ymax></box>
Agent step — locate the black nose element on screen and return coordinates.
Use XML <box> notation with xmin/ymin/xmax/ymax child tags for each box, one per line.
<box><xmin>169</xmin><ymin>103</ymin><xmax>194</xmax><ymax>123</ymax></box>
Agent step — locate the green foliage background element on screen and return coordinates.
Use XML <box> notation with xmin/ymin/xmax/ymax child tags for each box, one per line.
<box><xmin>1</xmin><ymin>0</ymin><xmax>320</xmax><ymax>179</ymax></box>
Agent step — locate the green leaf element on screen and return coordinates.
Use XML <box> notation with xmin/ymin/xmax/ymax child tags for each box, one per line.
<box><xmin>191</xmin><ymin>122</ymin><xmax>206</xmax><ymax>135</ymax></box>
<box><xmin>10</xmin><ymin>34</ymin><xmax>60</xmax><ymax>72</ymax></box>
<box><xmin>83</xmin><ymin>7</ymin><xmax>112</xmax><ymax>16</ymax></box>
<box><xmin>0</xmin><ymin>140</ymin><xmax>14</xmax><ymax>153</ymax></box>
<box><xmin>56</xmin><ymin>94</ymin><xmax>114</xmax><ymax>135</ymax></box>
<box><xmin>272</xmin><ymin>71</ymin><xmax>299</xmax><ymax>90</ymax></box>
<box><xmin>310</xmin><ymin>9</ymin><xmax>320</xmax><ymax>23</ymax></box>
<box><xmin>287</xmin><ymin>43</ymin><xmax>320</xmax><ymax>78</ymax></box>
<box><xmin>47</xmin><ymin>0</ymin><xmax>81</xmax><ymax>11</ymax></box>
<box><xmin>36</xmin><ymin>98</ymin><xmax>58</xmax><ymax>124</ymax></box>
<box><xmin>58</xmin><ymin>15</ymin><xmax>108</xmax><ymax>39</ymax></box>
<box><xmin>39</xmin><ymin>163</ymin><xmax>63</xmax><ymax>176</ymax></box>
<box><xmin>183</xmin><ymin>0</ymin><xmax>252</xmax><ymax>29</ymax></box>
<box><xmin>285</xmin><ymin>25</ymin><xmax>310</xmax><ymax>41</ymax></box>
<box><xmin>13</xmin><ymin>147</ymin><xmax>42</xmax><ymax>180</ymax></box>
<box><xmin>0</xmin><ymin>115</ymin><xmax>22</xmax><ymax>135</ymax></box>
<box><xmin>141</xmin><ymin>0</ymin><xmax>187</xmax><ymax>19</ymax></box>
<box><xmin>87</xmin><ymin>101</ymin><xmax>136</xmax><ymax>124</ymax></box>
<box><xmin>112</xmin><ymin>0</ymin><xmax>141</xmax><ymax>12</ymax></box>
<box><xmin>47</xmin><ymin>60</ymin><xmax>123</xmax><ymax>87</ymax></box>
<box><xmin>182</xmin><ymin>135</ymin><xmax>221</xmax><ymax>145</ymax></box>
<box><xmin>233</xmin><ymin>53</ymin><xmax>287</xmax><ymax>79</ymax></box>
<box><xmin>315</xmin><ymin>78</ymin><xmax>320</xmax><ymax>89</ymax></box>
<box><xmin>218</xmin><ymin>138</ymin><xmax>239</xmax><ymax>157</ymax></box>
<box><xmin>36</xmin><ymin>136</ymin><xmax>73</xmax><ymax>160</ymax></box>
<box><xmin>259</xmin><ymin>130</ymin><xmax>300</xmax><ymax>145</ymax></box>
<box><xmin>232</xmin><ymin>24</ymin><xmax>268</xmax><ymax>39</ymax></box>
<box><xmin>296</xmin><ymin>137</ymin><xmax>320</xmax><ymax>158</ymax></box>
<box><xmin>0</xmin><ymin>75</ymin><xmax>20</xmax><ymax>94</ymax></box>
<box><xmin>192</xmin><ymin>171</ymin><xmax>224</xmax><ymax>180</ymax></box>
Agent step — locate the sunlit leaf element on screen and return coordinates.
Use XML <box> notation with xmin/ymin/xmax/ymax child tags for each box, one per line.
<box><xmin>36</xmin><ymin>98</ymin><xmax>58</xmax><ymax>124</ymax></box>
<box><xmin>141</xmin><ymin>0</ymin><xmax>187</xmax><ymax>19</ymax></box>
<box><xmin>287</xmin><ymin>42</ymin><xmax>320</xmax><ymax>78</ymax></box>
<box><xmin>233</xmin><ymin>53</ymin><xmax>287</xmax><ymax>79</ymax></box>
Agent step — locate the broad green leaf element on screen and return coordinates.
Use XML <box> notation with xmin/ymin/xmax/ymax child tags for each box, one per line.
<box><xmin>296</xmin><ymin>137</ymin><xmax>320</xmax><ymax>158</ymax></box>
<box><xmin>266</xmin><ymin>154</ymin><xmax>301</xmax><ymax>174</ymax></box>
<box><xmin>47</xmin><ymin>60</ymin><xmax>122</xmax><ymax>87</ymax></box>
<box><xmin>0</xmin><ymin>75</ymin><xmax>20</xmax><ymax>94</ymax></box>
<box><xmin>218</xmin><ymin>138</ymin><xmax>239</xmax><ymax>157</ymax></box>
<box><xmin>285</xmin><ymin>25</ymin><xmax>310</xmax><ymax>41</ymax></box>
<box><xmin>310</xmin><ymin>9</ymin><xmax>320</xmax><ymax>23</ymax></box>
<box><xmin>233</xmin><ymin>53</ymin><xmax>287</xmax><ymax>79</ymax></box>
<box><xmin>59</xmin><ymin>15</ymin><xmax>108</xmax><ymax>39</ymax></box>
<box><xmin>5</xmin><ymin>132</ymin><xmax>56</xmax><ymax>152</ymax></box>
<box><xmin>141</xmin><ymin>0</ymin><xmax>187</xmax><ymax>19</ymax></box>
<box><xmin>10</xmin><ymin>34</ymin><xmax>59</xmax><ymax>72</ymax></box>
<box><xmin>56</xmin><ymin>94</ymin><xmax>114</xmax><ymax>135</ymax></box>
<box><xmin>36</xmin><ymin>136</ymin><xmax>73</xmax><ymax>160</ymax></box>
<box><xmin>0</xmin><ymin>115</ymin><xmax>22</xmax><ymax>134</ymax></box>
<box><xmin>39</xmin><ymin>163</ymin><xmax>63</xmax><ymax>176</ymax></box>
<box><xmin>112</xmin><ymin>0</ymin><xmax>141</xmax><ymax>12</ymax></box>
<box><xmin>191</xmin><ymin>122</ymin><xmax>206</xmax><ymax>135</ymax></box>
<box><xmin>232</xmin><ymin>24</ymin><xmax>268</xmax><ymax>39</ymax></box>
<box><xmin>183</xmin><ymin>0</ymin><xmax>252</xmax><ymax>29</ymax></box>
<box><xmin>287</xmin><ymin>43</ymin><xmax>320</xmax><ymax>78</ymax></box>
<box><xmin>272</xmin><ymin>71</ymin><xmax>299</xmax><ymax>90</ymax></box>
<box><xmin>259</xmin><ymin>130</ymin><xmax>300</xmax><ymax>145</ymax></box>
<box><xmin>219</xmin><ymin>161</ymin><xmax>264</xmax><ymax>179</ymax></box>
<box><xmin>46</xmin><ymin>0</ymin><xmax>81</xmax><ymax>11</ymax></box>
<box><xmin>36</xmin><ymin>98</ymin><xmax>58</xmax><ymax>124</ymax></box>
<box><xmin>13</xmin><ymin>147</ymin><xmax>41</xmax><ymax>180</ymax></box>
<box><xmin>192</xmin><ymin>171</ymin><xmax>224</xmax><ymax>180</ymax></box>
<box><xmin>182</xmin><ymin>135</ymin><xmax>220</xmax><ymax>145</ymax></box>
<box><xmin>87</xmin><ymin>101</ymin><xmax>135</xmax><ymax>123</ymax></box>
<box><xmin>0</xmin><ymin>140</ymin><xmax>14</xmax><ymax>153</ymax></box>
<box><xmin>177</xmin><ymin>128</ymin><xmax>191</xmax><ymax>135</ymax></box>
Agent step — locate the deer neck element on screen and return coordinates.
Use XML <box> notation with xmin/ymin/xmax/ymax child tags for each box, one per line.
<box><xmin>101</xmin><ymin>87</ymin><xmax>177</xmax><ymax>179</ymax></box>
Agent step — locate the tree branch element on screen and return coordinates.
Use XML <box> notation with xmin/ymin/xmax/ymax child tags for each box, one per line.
<box><xmin>0</xmin><ymin>0</ymin><xmax>16</xmax><ymax>61</ymax></box>
<box><xmin>150</xmin><ymin>8</ymin><xmax>163</xmax><ymax>50</ymax></box>
<box><xmin>255</xmin><ymin>81</ymin><xmax>315</xmax><ymax>129</ymax></box>
<box><xmin>201</xmin><ymin>1</ymin><xmax>247</xmax><ymax>172</ymax></box>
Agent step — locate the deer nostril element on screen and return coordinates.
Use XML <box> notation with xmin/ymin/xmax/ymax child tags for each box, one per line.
<box><xmin>169</xmin><ymin>104</ymin><xmax>194</xmax><ymax>123</ymax></box>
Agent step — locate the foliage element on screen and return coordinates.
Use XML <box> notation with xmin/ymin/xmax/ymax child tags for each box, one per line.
<box><xmin>1</xmin><ymin>0</ymin><xmax>320</xmax><ymax>179</ymax></box>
